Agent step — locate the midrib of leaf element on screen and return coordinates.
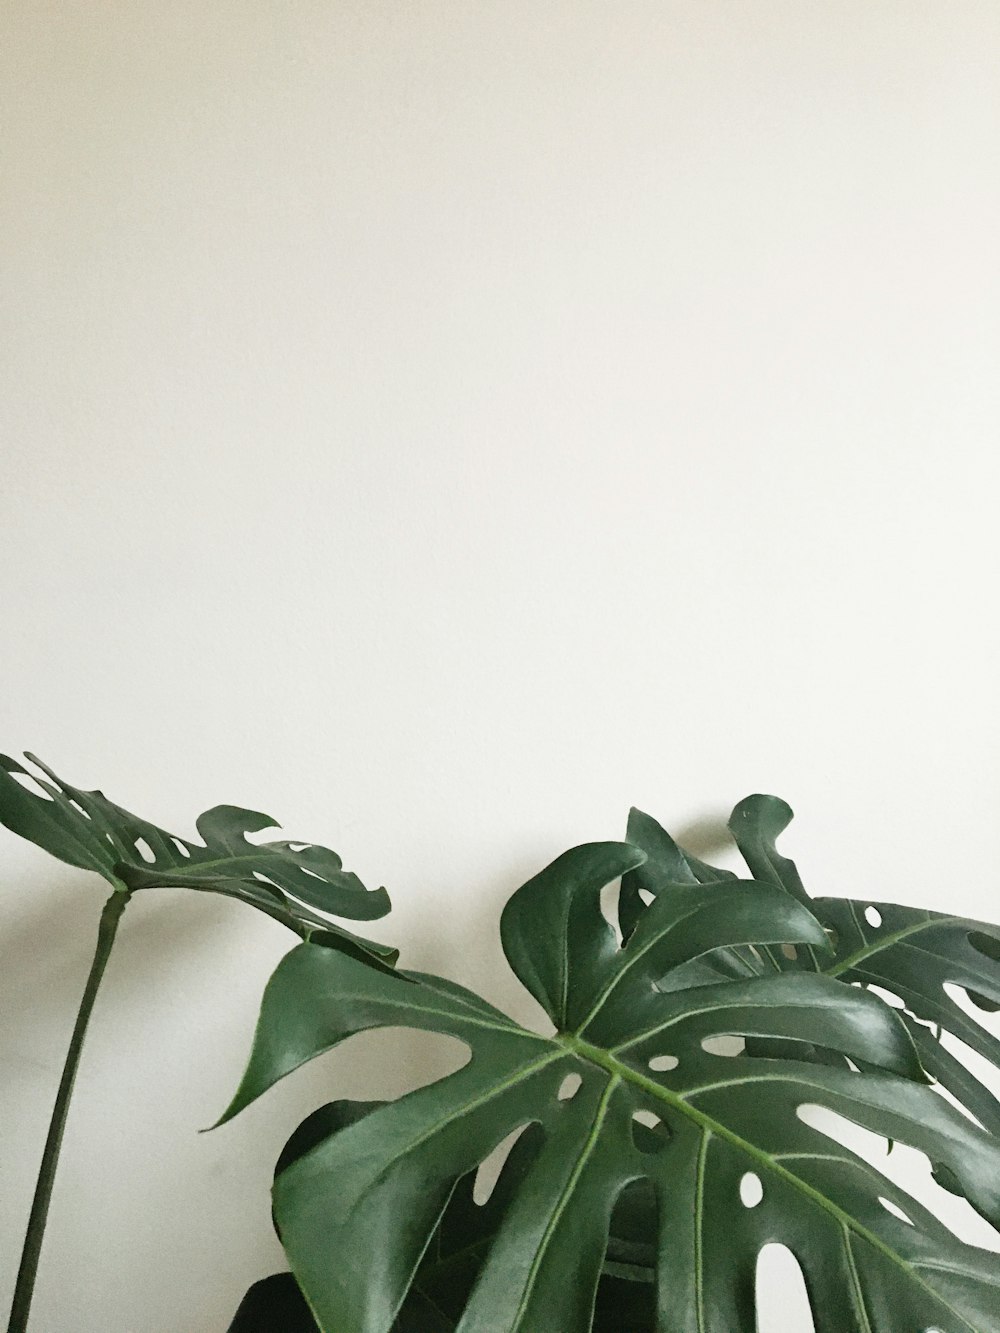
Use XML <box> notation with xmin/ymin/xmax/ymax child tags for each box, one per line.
<box><xmin>323</xmin><ymin>988</ymin><xmax>544</xmax><ymax>1041</ymax></box>
<box><xmin>285</xmin><ymin>1049</ymin><xmax>566</xmax><ymax>1333</ymax></box>
<box><xmin>3</xmin><ymin>787</ymin><xmax>320</xmax><ymax>888</ymax></box>
<box><xmin>125</xmin><ymin>850</ymin><xmax>305</xmax><ymax>879</ymax></box>
<box><xmin>353</xmin><ymin>1050</ymin><xmax>565</xmax><ymax>1205</ymax></box>
<box><xmin>558</xmin><ymin>900</ymin><xmax>571</xmax><ymax>1029</ymax></box>
<box><xmin>414</xmin><ymin>981</ymin><xmax>525</xmax><ymax>1031</ymax></box>
<box><xmin>694</xmin><ymin>1128</ymin><xmax>710</xmax><ymax>1333</ymax></box>
<box><xmin>915</xmin><ymin>1259</ymin><xmax>1000</xmax><ymax>1284</ymax></box>
<box><xmin>572</xmin><ymin>902</ymin><xmax>708</xmax><ymax>1035</ymax></box>
<box><xmin>841</xmin><ymin>1225</ymin><xmax>873</xmax><ymax>1333</ymax></box>
<box><xmin>610</xmin><ymin>995</ymin><xmax>856</xmax><ymax>1057</ymax></box>
<box><xmin>824</xmin><ymin>915</ymin><xmax>965</xmax><ymax>979</ymax></box>
<box><xmin>558</xmin><ymin>1035</ymin><xmax>983</xmax><ymax>1333</ymax></box>
<box><xmin>509</xmin><ymin>1074</ymin><xmax>620</xmax><ymax>1329</ymax></box>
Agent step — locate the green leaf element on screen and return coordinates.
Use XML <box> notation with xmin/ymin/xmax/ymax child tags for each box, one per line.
<box><xmin>499</xmin><ymin>842</ymin><xmax>646</xmax><ymax>1030</ymax></box>
<box><xmin>500</xmin><ymin>835</ymin><xmax>831</xmax><ymax>1042</ymax></box>
<box><xmin>630</xmin><ymin>795</ymin><xmax>1000</xmax><ymax>1150</ymax></box>
<box><xmin>622</xmin><ymin>808</ymin><xmax>767</xmax><ymax>986</ymax></box>
<box><xmin>0</xmin><ymin>753</ymin><xmax>393</xmax><ymax>954</ymax></box>
<box><xmin>220</xmin><ymin>842</ymin><xmax>1000</xmax><ymax>1333</ymax></box>
<box><xmin>619</xmin><ymin>809</ymin><xmax>707</xmax><ymax>943</ymax></box>
<box><xmin>227</xmin><ymin>1273</ymin><xmax>319</xmax><ymax>1333</ymax></box>
<box><xmin>820</xmin><ymin>896</ymin><xmax>1000</xmax><ymax>1136</ymax></box>
<box><xmin>268</xmin><ymin>1105</ymin><xmax>656</xmax><ymax>1332</ymax></box>
<box><xmin>727</xmin><ymin>794</ymin><xmax>830</xmax><ymax>976</ymax></box>
<box><xmin>727</xmin><ymin>795</ymin><xmax>811</xmax><ymax>908</ymax></box>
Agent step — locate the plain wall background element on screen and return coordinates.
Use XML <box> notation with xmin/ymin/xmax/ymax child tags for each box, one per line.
<box><xmin>2</xmin><ymin>3</ymin><xmax>999</xmax><ymax>1329</ymax></box>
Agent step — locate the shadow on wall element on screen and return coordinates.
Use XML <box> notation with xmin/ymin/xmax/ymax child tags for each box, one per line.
<box><xmin>672</xmin><ymin>814</ymin><xmax>734</xmax><ymax>863</ymax></box>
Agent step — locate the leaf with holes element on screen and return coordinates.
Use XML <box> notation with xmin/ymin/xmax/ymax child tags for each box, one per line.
<box><xmin>817</xmin><ymin>900</ymin><xmax>1000</xmax><ymax>1140</ymax></box>
<box><xmin>712</xmin><ymin>792</ymin><xmax>1000</xmax><ymax>1140</ymax></box>
<box><xmin>227</xmin><ymin>1101</ymin><xmax>660</xmax><ymax>1332</ymax></box>
<box><xmin>621</xmin><ymin>806</ymin><xmax>765</xmax><ymax>987</ymax></box>
<box><xmin>218</xmin><ymin>840</ymin><xmax>1000</xmax><ymax>1332</ymax></box>
<box><xmin>0</xmin><ymin>753</ymin><xmax>393</xmax><ymax>955</ymax></box>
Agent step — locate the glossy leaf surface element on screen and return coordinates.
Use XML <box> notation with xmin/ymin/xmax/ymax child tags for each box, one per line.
<box><xmin>222</xmin><ymin>839</ymin><xmax>1000</xmax><ymax>1332</ymax></box>
<box><xmin>819</xmin><ymin>899</ymin><xmax>1000</xmax><ymax>1137</ymax></box>
<box><xmin>723</xmin><ymin>793</ymin><xmax>1000</xmax><ymax>1140</ymax></box>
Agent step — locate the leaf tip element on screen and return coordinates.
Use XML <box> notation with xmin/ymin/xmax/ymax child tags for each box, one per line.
<box><xmin>729</xmin><ymin>793</ymin><xmax>794</xmax><ymax>832</ymax></box>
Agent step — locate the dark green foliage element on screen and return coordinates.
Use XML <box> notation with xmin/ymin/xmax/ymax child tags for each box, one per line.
<box><xmin>0</xmin><ymin>752</ymin><xmax>393</xmax><ymax>956</ymax></box>
<box><xmin>227</xmin><ymin>1108</ymin><xmax>661</xmax><ymax>1333</ymax></box>
<box><xmin>227</xmin><ymin>1274</ymin><xmax>318</xmax><ymax>1333</ymax></box>
<box><xmin>7</xmin><ymin>759</ymin><xmax>999</xmax><ymax>1330</ymax></box>
<box><xmin>819</xmin><ymin>900</ymin><xmax>1000</xmax><ymax>1136</ymax></box>
<box><xmin>223</xmin><ymin>799</ymin><xmax>1000</xmax><ymax>1332</ymax></box>
<box><xmin>0</xmin><ymin>752</ymin><xmax>397</xmax><ymax>1333</ymax></box>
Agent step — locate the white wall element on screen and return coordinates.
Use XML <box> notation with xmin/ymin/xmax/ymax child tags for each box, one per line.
<box><xmin>2</xmin><ymin>3</ymin><xmax>998</xmax><ymax>1329</ymax></box>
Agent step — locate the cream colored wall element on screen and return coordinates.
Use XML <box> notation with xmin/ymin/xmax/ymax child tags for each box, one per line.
<box><xmin>2</xmin><ymin>3</ymin><xmax>998</xmax><ymax>1329</ymax></box>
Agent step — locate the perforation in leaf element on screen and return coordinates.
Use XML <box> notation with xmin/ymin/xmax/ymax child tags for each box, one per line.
<box><xmin>221</xmin><ymin>822</ymin><xmax>1000</xmax><ymax>1332</ymax></box>
<box><xmin>647</xmin><ymin>1054</ymin><xmax>678</xmax><ymax>1072</ymax></box>
<box><xmin>557</xmin><ymin>1073</ymin><xmax>582</xmax><ymax>1101</ymax></box>
<box><xmin>798</xmin><ymin>1102</ymin><xmax>1000</xmax><ymax>1254</ymax></box>
<box><xmin>474</xmin><ymin>1125</ymin><xmax>533</xmax><ymax>1205</ymax></box>
<box><xmin>0</xmin><ymin>752</ymin><xmax>393</xmax><ymax>957</ymax></box>
<box><xmin>740</xmin><ymin>1172</ymin><xmax>763</xmax><ymax>1208</ymax></box>
<box><xmin>755</xmin><ymin>1245</ymin><xmax>813</xmax><ymax>1333</ymax></box>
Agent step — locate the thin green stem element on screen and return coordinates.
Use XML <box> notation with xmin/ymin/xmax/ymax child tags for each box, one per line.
<box><xmin>7</xmin><ymin>888</ymin><xmax>130</xmax><ymax>1333</ymax></box>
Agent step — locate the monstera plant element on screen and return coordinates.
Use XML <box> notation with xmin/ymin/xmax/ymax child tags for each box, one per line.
<box><xmin>0</xmin><ymin>753</ymin><xmax>393</xmax><ymax>1333</ymax></box>
<box><xmin>223</xmin><ymin>803</ymin><xmax>1000</xmax><ymax>1333</ymax></box>
<box><xmin>3</xmin><ymin>755</ymin><xmax>1000</xmax><ymax>1333</ymax></box>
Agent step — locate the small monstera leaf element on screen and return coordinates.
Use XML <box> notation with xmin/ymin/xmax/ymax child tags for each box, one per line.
<box><xmin>0</xmin><ymin>753</ymin><xmax>392</xmax><ymax>956</ymax></box>
<box><xmin>620</xmin><ymin>807</ymin><xmax>764</xmax><ymax>986</ymax></box>
<box><xmin>218</xmin><ymin>841</ymin><xmax>1000</xmax><ymax>1333</ymax></box>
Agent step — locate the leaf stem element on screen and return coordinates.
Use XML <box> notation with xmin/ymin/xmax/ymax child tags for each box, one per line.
<box><xmin>7</xmin><ymin>888</ymin><xmax>130</xmax><ymax>1333</ymax></box>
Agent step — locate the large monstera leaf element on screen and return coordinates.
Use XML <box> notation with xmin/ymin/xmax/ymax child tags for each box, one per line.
<box><xmin>219</xmin><ymin>841</ymin><xmax>1000</xmax><ymax>1332</ymax></box>
<box><xmin>0</xmin><ymin>753</ymin><xmax>393</xmax><ymax>956</ymax></box>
